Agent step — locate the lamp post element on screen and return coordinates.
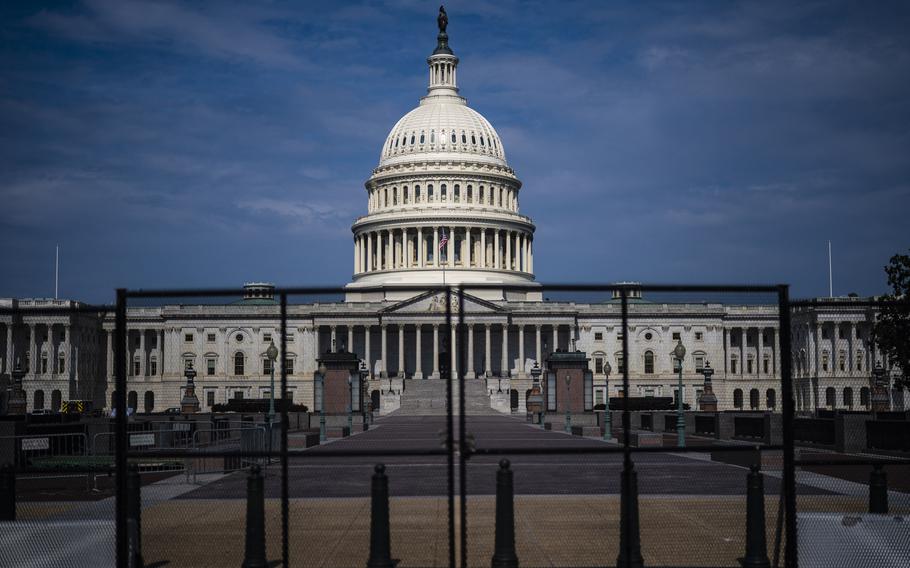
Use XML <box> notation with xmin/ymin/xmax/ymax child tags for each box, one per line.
<box><xmin>266</xmin><ymin>340</ymin><xmax>278</xmax><ymax>459</ymax></box>
<box><xmin>9</xmin><ymin>358</ymin><xmax>27</xmax><ymax>415</ymax></box>
<box><xmin>360</xmin><ymin>360</ymin><xmax>370</xmax><ymax>428</ymax></box>
<box><xmin>698</xmin><ymin>361</ymin><xmax>717</xmax><ymax>412</ymax></box>
<box><xmin>318</xmin><ymin>362</ymin><xmax>327</xmax><ymax>442</ymax></box>
<box><xmin>346</xmin><ymin>374</ymin><xmax>354</xmax><ymax>435</ymax></box>
<box><xmin>603</xmin><ymin>360</ymin><xmax>613</xmax><ymax>441</ymax></box>
<box><xmin>871</xmin><ymin>361</ymin><xmax>889</xmax><ymax>416</ymax></box>
<box><xmin>564</xmin><ymin>374</ymin><xmax>572</xmax><ymax>433</ymax></box>
<box><xmin>673</xmin><ymin>339</ymin><xmax>686</xmax><ymax>448</ymax></box>
<box><xmin>530</xmin><ymin>361</ymin><xmax>543</xmax><ymax>427</ymax></box>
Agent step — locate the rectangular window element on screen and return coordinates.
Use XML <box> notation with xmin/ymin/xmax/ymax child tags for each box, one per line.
<box><xmin>207</xmin><ymin>333</ymin><xmax>216</xmax><ymax>343</ymax></box>
<box><xmin>263</xmin><ymin>333</ymin><xmax>272</xmax><ymax>342</ymax></box>
<box><xmin>672</xmin><ymin>332</ymin><xmax>681</xmax><ymax>341</ymax></box>
<box><xmin>695</xmin><ymin>332</ymin><xmax>704</xmax><ymax>341</ymax></box>
<box><xmin>135</xmin><ymin>337</ymin><xmax>140</xmax><ymax>347</ymax></box>
<box><xmin>616</xmin><ymin>332</ymin><xmax>624</xmax><ymax>341</ymax></box>
<box><xmin>263</xmin><ymin>358</ymin><xmax>273</xmax><ymax>375</ymax></box>
<box><xmin>594</xmin><ymin>332</ymin><xmax>603</xmax><ymax>341</ymax></box>
<box><xmin>616</xmin><ymin>355</ymin><xmax>625</xmax><ymax>374</ymax></box>
<box><xmin>546</xmin><ymin>372</ymin><xmax>556</xmax><ymax>411</ymax></box>
<box><xmin>747</xmin><ymin>359</ymin><xmax>754</xmax><ymax>374</ymax></box>
<box><xmin>184</xmin><ymin>333</ymin><xmax>194</xmax><ymax>343</ymax></box>
<box><xmin>150</xmin><ymin>360</ymin><xmax>157</xmax><ymax>375</ymax></box>
<box><xmin>584</xmin><ymin>371</ymin><xmax>593</xmax><ymax>411</ymax></box>
<box><xmin>133</xmin><ymin>360</ymin><xmax>141</xmax><ymax>376</ymax></box>
<box><xmin>206</xmin><ymin>391</ymin><xmax>215</xmax><ymax>408</ymax></box>
<box><xmin>695</xmin><ymin>356</ymin><xmax>705</xmax><ymax>372</ymax></box>
<box><xmin>233</xmin><ymin>391</ymin><xmax>244</xmax><ymax>401</ymax></box>
<box><xmin>58</xmin><ymin>356</ymin><xmax>65</xmax><ymax>374</ymax></box>
<box><xmin>286</xmin><ymin>332</ymin><xmax>295</xmax><ymax>342</ymax></box>
<box><xmin>207</xmin><ymin>358</ymin><xmax>216</xmax><ymax>376</ymax></box>
<box><xmin>595</xmin><ymin>389</ymin><xmax>604</xmax><ymax>406</ymax></box>
<box><xmin>595</xmin><ymin>357</ymin><xmax>604</xmax><ymax>374</ymax></box>
<box><xmin>41</xmin><ymin>357</ymin><xmax>48</xmax><ymax>374</ymax></box>
<box><xmin>284</xmin><ymin>358</ymin><xmax>294</xmax><ymax>375</ymax></box>
<box><xmin>731</xmin><ymin>359</ymin><xmax>738</xmax><ymax>374</ymax></box>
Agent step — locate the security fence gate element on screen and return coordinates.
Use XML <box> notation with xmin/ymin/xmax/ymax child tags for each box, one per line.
<box><xmin>2</xmin><ymin>283</ymin><xmax>908</xmax><ymax>567</ymax></box>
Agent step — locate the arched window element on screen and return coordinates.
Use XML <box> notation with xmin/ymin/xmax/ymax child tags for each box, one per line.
<box><xmin>471</xmin><ymin>134</ymin><xmax>476</xmax><ymax>145</ymax></box>
<box><xmin>430</xmin><ymin>130</ymin><xmax>435</xmax><ymax>144</ymax></box>
<box><xmin>419</xmin><ymin>132</ymin><xmax>425</xmax><ymax>144</ymax></box>
<box><xmin>843</xmin><ymin>387</ymin><xmax>853</xmax><ymax>409</ymax></box>
<box><xmin>394</xmin><ymin>136</ymin><xmax>399</xmax><ymax>148</ymax></box>
<box><xmin>644</xmin><ymin>351</ymin><xmax>654</xmax><ymax>374</ymax></box>
<box><xmin>750</xmin><ymin>388</ymin><xmax>760</xmax><ymax>410</ymax></box>
<box><xmin>144</xmin><ymin>391</ymin><xmax>155</xmax><ymax>413</ymax></box>
<box><xmin>766</xmin><ymin>389</ymin><xmax>776</xmax><ymax>409</ymax></box>
<box><xmin>461</xmin><ymin>132</ymin><xmax>467</xmax><ymax>144</ymax></box>
<box><xmin>50</xmin><ymin>390</ymin><xmax>62</xmax><ymax>411</ymax></box>
<box><xmin>428</xmin><ymin>184</ymin><xmax>434</xmax><ymax>200</ymax></box>
<box><xmin>128</xmin><ymin>391</ymin><xmax>138</xmax><ymax>412</ymax></box>
<box><xmin>34</xmin><ymin>390</ymin><xmax>45</xmax><ymax>410</ymax></box>
<box><xmin>58</xmin><ymin>353</ymin><xmax>65</xmax><ymax>374</ymax></box>
<box><xmin>415</xmin><ymin>185</ymin><xmax>421</xmax><ymax>202</ymax></box>
<box><xmin>402</xmin><ymin>186</ymin><xmax>409</xmax><ymax>204</ymax></box>
<box><xmin>821</xmin><ymin>351</ymin><xmax>830</xmax><ymax>372</ymax></box>
<box><xmin>441</xmin><ymin>183</ymin><xmax>447</xmax><ymax>201</ymax></box>
<box><xmin>825</xmin><ymin>387</ymin><xmax>836</xmax><ymax>408</ymax></box>
<box><xmin>410</xmin><ymin>134</ymin><xmax>415</xmax><ymax>145</ymax></box>
<box><xmin>480</xmin><ymin>135</ymin><xmax>485</xmax><ymax>146</ymax></box>
<box><xmin>860</xmin><ymin>387</ymin><xmax>870</xmax><ymax>408</ymax></box>
<box><xmin>614</xmin><ymin>352</ymin><xmax>625</xmax><ymax>374</ymax></box>
<box><xmin>731</xmin><ymin>356</ymin><xmax>739</xmax><ymax>374</ymax></box>
<box><xmin>733</xmin><ymin>389</ymin><xmax>743</xmax><ymax>409</ymax></box>
<box><xmin>451</xmin><ymin>132</ymin><xmax>456</xmax><ymax>143</ymax></box>
<box><xmin>234</xmin><ymin>352</ymin><xmax>245</xmax><ymax>376</ymax></box>
<box><xmin>392</xmin><ymin>187</ymin><xmax>398</xmax><ymax>205</ymax></box>
<box><xmin>856</xmin><ymin>351</ymin><xmax>864</xmax><ymax>371</ymax></box>
<box><xmin>454</xmin><ymin>184</ymin><xmax>460</xmax><ymax>202</ymax></box>
<box><xmin>467</xmin><ymin>185</ymin><xmax>473</xmax><ymax>202</ymax></box>
<box><xmin>838</xmin><ymin>350</ymin><xmax>846</xmax><ymax>372</ymax></box>
<box><xmin>111</xmin><ymin>391</ymin><xmax>117</xmax><ymax>409</ymax></box>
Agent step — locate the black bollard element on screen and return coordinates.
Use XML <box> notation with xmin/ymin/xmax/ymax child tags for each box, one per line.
<box><xmin>869</xmin><ymin>464</ymin><xmax>888</xmax><ymax>515</ymax></box>
<box><xmin>0</xmin><ymin>464</ymin><xmax>15</xmax><ymax>521</ymax></box>
<box><xmin>739</xmin><ymin>465</ymin><xmax>770</xmax><ymax>568</ymax></box>
<box><xmin>368</xmin><ymin>464</ymin><xmax>394</xmax><ymax>568</ymax></box>
<box><xmin>242</xmin><ymin>465</ymin><xmax>268</xmax><ymax>568</ymax></box>
<box><xmin>616</xmin><ymin>461</ymin><xmax>643</xmax><ymax>568</ymax></box>
<box><xmin>127</xmin><ymin>464</ymin><xmax>144</xmax><ymax>568</ymax></box>
<box><xmin>491</xmin><ymin>460</ymin><xmax>519</xmax><ymax>568</ymax></box>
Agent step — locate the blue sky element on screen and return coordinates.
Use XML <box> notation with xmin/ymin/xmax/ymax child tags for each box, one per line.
<box><xmin>1</xmin><ymin>0</ymin><xmax>908</xmax><ymax>303</ymax></box>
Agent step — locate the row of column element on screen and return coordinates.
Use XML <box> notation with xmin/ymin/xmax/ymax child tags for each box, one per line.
<box><xmin>724</xmin><ymin>327</ymin><xmax>780</xmax><ymax>377</ymax></box>
<box><xmin>369</xmin><ymin>183</ymin><xmax>515</xmax><ymax>212</ymax></box>
<box><xmin>323</xmin><ymin>322</ymin><xmax>566</xmax><ymax>379</ymax></box>
<box><xmin>805</xmin><ymin>321</ymin><xmax>880</xmax><ymax>378</ymax></box>
<box><xmin>3</xmin><ymin>323</ymin><xmax>73</xmax><ymax>378</ymax></box>
<box><xmin>118</xmin><ymin>329</ymin><xmax>165</xmax><ymax>378</ymax></box>
<box><xmin>354</xmin><ymin>226</ymin><xmax>533</xmax><ymax>274</ymax></box>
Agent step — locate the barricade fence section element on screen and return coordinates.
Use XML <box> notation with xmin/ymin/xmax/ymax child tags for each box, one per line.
<box><xmin>3</xmin><ymin>286</ymin><xmax>910</xmax><ymax>567</ymax></box>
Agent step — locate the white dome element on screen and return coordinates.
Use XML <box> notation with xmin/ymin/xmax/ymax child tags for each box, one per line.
<box><xmin>379</xmin><ymin>99</ymin><xmax>507</xmax><ymax>167</ymax></box>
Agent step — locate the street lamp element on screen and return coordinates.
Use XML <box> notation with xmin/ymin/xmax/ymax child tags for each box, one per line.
<box><xmin>698</xmin><ymin>360</ymin><xmax>718</xmax><ymax>412</ymax></box>
<box><xmin>603</xmin><ymin>360</ymin><xmax>613</xmax><ymax>441</ymax></box>
<box><xmin>530</xmin><ymin>361</ymin><xmax>543</xmax><ymax>427</ymax></box>
<box><xmin>318</xmin><ymin>361</ymin><xmax>327</xmax><ymax>442</ymax></box>
<box><xmin>673</xmin><ymin>339</ymin><xmax>687</xmax><ymax>448</ymax></box>
<box><xmin>266</xmin><ymin>340</ymin><xmax>279</xmax><ymax>459</ymax></box>
<box><xmin>871</xmin><ymin>360</ymin><xmax>889</xmax><ymax>416</ymax></box>
<box><xmin>9</xmin><ymin>358</ymin><xmax>27</xmax><ymax>415</ymax></box>
<box><xmin>564</xmin><ymin>374</ymin><xmax>572</xmax><ymax>433</ymax></box>
<box><xmin>346</xmin><ymin>374</ymin><xmax>354</xmax><ymax>435</ymax></box>
<box><xmin>359</xmin><ymin>360</ymin><xmax>370</xmax><ymax>427</ymax></box>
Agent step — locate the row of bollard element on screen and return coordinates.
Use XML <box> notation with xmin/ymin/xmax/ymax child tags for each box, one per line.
<box><xmin>228</xmin><ymin>459</ymin><xmax>891</xmax><ymax>568</ymax></box>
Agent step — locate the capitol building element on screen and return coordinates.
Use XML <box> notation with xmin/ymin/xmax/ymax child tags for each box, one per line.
<box><xmin>0</xmin><ymin>16</ymin><xmax>901</xmax><ymax>417</ymax></box>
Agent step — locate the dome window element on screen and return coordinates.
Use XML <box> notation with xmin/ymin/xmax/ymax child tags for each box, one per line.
<box><xmin>430</xmin><ymin>130</ymin><xmax>435</xmax><ymax>143</ymax></box>
<box><xmin>415</xmin><ymin>185</ymin><xmax>421</xmax><ymax>201</ymax></box>
<box><xmin>394</xmin><ymin>137</ymin><xmax>399</xmax><ymax>148</ymax></box>
<box><xmin>441</xmin><ymin>183</ymin><xmax>447</xmax><ymax>201</ymax></box>
<box><xmin>467</xmin><ymin>185</ymin><xmax>473</xmax><ymax>203</ymax></box>
<box><xmin>451</xmin><ymin>132</ymin><xmax>457</xmax><ymax>144</ymax></box>
<box><xmin>461</xmin><ymin>132</ymin><xmax>467</xmax><ymax>144</ymax></box>
<box><xmin>454</xmin><ymin>184</ymin><xmax>460</xmax><ymax>202</ymax></box>
<box><xmin>419</xmin><ymin>132</ymin><xmax>425</xmax><ymax>144</ymax></box>
<box><xmin>410</xmin><ymin>134</ymin><xmax>415</xmax><ymax>145</ymax></box>
<box><xmin>480</xmin><ymin>136</ymin><xmax>485</xmax><ymax>146</ymax></box>
<box><xmin>428</xmin><ymin>184</ymin><xmax>434</xmax><ymax>200</ymax></box>
<box><xmin>471</xmin><ymin>134</ymin><xmax>476</xmax><ymax>145</ymax></box>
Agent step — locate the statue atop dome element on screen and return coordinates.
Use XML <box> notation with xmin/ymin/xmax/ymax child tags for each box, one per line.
<box><xmin>433</xmin><ymin>6</ymin><xmax>453</xmax><ymax>55</ymax></box>
<box><xmin>437</xmin><ymin>6</ymin><xmax>448</xmax><ymax>33</ymax></box>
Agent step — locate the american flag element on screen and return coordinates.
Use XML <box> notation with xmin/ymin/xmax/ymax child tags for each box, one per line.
<box><xmin>438</xmin><ymin>231</ymin><xmax>449</xmax><ymax>250</ymax></box>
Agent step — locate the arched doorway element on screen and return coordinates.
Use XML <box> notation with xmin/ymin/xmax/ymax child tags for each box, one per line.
<box><xmin>34</xmin><ymin>390</ymin><xmax>45</xmax><ymax>410</ymax></box>
<box><xmin>51</xmin><ymin>390</ymin><xmax>62</xmax><ymax>411</ymax></box>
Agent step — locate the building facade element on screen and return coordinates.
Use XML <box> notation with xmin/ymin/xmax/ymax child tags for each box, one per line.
<box><xmin>1</xmin><ymin>18</ymin><xmax>903</xmax><ymax>416</ymax></box>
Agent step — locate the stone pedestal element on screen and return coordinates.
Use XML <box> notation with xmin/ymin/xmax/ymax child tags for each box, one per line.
<box><xmin>180</xmin><ymin>385</ymin><xmax>200</xmax><ymax>414</ymax></box>
<box><xmin>545</xmin><ymin>350</ymin><xmax>591</xmax><ymax>414</ymax></box>
<box><xmin>871</xmin><ymin>385</ymin><xmax>890</xmax><ymax>413</ymax></box>
<box><xmin>699</xmin><ymin>384</ymin><xmax>718</xmax><ymax>412</ymax></box>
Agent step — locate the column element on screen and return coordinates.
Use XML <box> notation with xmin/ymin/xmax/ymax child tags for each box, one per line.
<box><xmin>367</xmin><ymin>232</ymin><xmax>373</xmax><ymax>271</ymax></box>
<box><xmin>29</xmin><ymin>324</ymin><xmax>36</xmax><ymax>375</ymax></box>
<box><xmin>432</xmin><ymin>324</ymin><xmax>440</xmax><ymax>379</ymax></box>
<box><xmin>447</xmin><ymin>225</ymin><xmax>455</xmax><ymax>267</ymax></box>
<box><xmin>139</xmin><ymin>330</ymin><xmax>146</xmax><ymax>377</ymax></box>
<box><xmin>433</xmin><ymin>227</ymin><xmax>439</xmax><ymax>267</ymax></box>
<box><xmin>480</xmin><ymin>229</ymin><xmax>487</xmax><ymax>268</ymax></box>
<box><xmin>376</xmin><ymin>232</ymin><xmax>382</xmax><ymax>270</ymax></box>
<box><xmin>347</xmin><ymin>326</ymin><xmax>354</xmax><ymax>354</ymax></box>
<box><xmin>725</xmin><ymin>328</ymin><xmax>731</xmax><ymax>373</ymax></box>
<box><xmin>529</xmin><ymin>238</ymin><xmax>533</xmax><ymax>273</ymax></box>
<box><xmin>330</xmin><ymin>325</ymin><xmax>337</xmax><ymax>352</ymax></box>
<box><xmin>418</xmin><ymin>228</ymin><xmax>424</xmax><ymax>268</ymax></box>
<box><xmin>398</xmin><ymin>324</ymin><xmax>405</xmax><ymax>378</ymax></box>
<box><xmin>157</xmin><ymin>330</ymin><xmax>164</xmax><ymax>375</ymax></box>
<box><xmin>466</xmin><ymin>324</ymin><xmax>475</xmax><ymax>379</ymax></box>
<box><xmin>106</xmin><ymin>329</ymin><xmax>113</xmax><ymax>379</ymax></box>
<box><xmin>484</xmin><ymin>324</ymin><xmax>492</xmax><ymax>377</ymax></box>
<box><xmin>364</xmin><ymin>325</ymin><xmax>372</xmax><ymax>373</ymax></box>
<box><xmin>450</xmin><ymin>325</ymin><xmax>457</xmax><ymax>379</ymax></box>
<box><xmin>494</xmin><ymin>230</ymin><xmax>500</xmax><ymax>269</ymax></box>
<box><xmin>414</xmin><ymin>325</ymin><xmax>423</xmax><ymax>379</ymax></box>
<box><xmin>354</xmin><ymin>236</ymin><xmax>359</xmax><ymax>274</ymax></box>
<box><xmin>535</xmin><ymin>325</ymin><xmax>541</xmax><ymax>363</ymax></box>
<box><xmin>501</xmin><ymin>323</ymin><xmax>509</xmax><ymax>377</ymax></box>
<box><xmin>466</xmin><ymin>228</ymin><xmax>472</xmax><ymax>268</ymax></box>
<box><xmin>741</xmin><ymin>328</ymin><xmax>746</xmax><ymax>376</ymax></box>
<box><xmin>386</xmin><ymin>229</ymin><xmax>392</xmax><ymax>270</ymax></box>
<box><xmin>815</xmin><ymin>324</ymin><xmax>823</xmax><ymax>376</ymax></box>
<box><xmin>849</xmin><ymin>322</ymin><xmax>857</xmax><ymax>374</ymax></box>
<box><xmin>552</xmin><ymin>325</ymin><xmax>558</xmax><ymax>353</ymax></box>
<box><xmin>505</xmin><ymin>230</ymin><xmax>511</xmax><ymax>270</ymax></box>
<box><xmin>404</xmin><ymin>229</ymin><xmax>411</xmax><ymax>269</ymax></box>
<box><xmin>772</xmin><ymin>327</ymin><xmax>779</xmax><ymax>376</ymax></box>
<box><xmin>380</xmin><ymin>324</ymin><xmax>388</xmax><ymax>377</ymax></box>
<box><xmin>758</xmin><ymin>327</ymin><xmax>764</xmax><ymax>377</ymax></box>
<box><xmin>518</xmin><ymin>324</ymin><xmax>525</xmax><ymax>376</ymax></box>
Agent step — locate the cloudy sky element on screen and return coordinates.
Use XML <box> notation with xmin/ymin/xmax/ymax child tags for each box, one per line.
<box><xmin>1</xmin><ymin>0</ymin><xmax>908</xmax><ymax>303</ymax></box>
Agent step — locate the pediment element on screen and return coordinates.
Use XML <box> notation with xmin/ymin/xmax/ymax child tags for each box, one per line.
<box><xmin>380</xmin><ymin>291</ymin><xmax>504</xmax><ymax>315</ymax></box>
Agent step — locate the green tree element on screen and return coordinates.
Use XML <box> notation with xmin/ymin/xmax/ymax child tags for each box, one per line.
<box><xmin>873</xmin><ymin>251</ymin><xmax>910</xmax><ymax>391</ymax></box>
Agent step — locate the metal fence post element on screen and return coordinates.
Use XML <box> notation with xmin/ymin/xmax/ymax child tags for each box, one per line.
<box><xmin>740</xmin><ymin>465</ymin><xmax>770</xmax><ymax>568</ymax></box>
<box><xmin>127</xmin><ymin>464</ymin><xmax>144</xmax><ymax>568</ymax></box>
<box><xmin>0</xmin><ymin>464</ymin><xmax>15</xmax><ymax>521</ymax></box>
<box><xmin>367</xmin><ymin>464</ymin><xmax>394</xmax><ymax>568</ymax></box>
<box><xmin>491</xmin><ymin>459</ymin><xmax>518</xmax><ymax>568</ymax></box>
<box><xmin>242</xmin><ymin>464</ymin><xmax>268</xmax><ymax>568</ymax></box>
<box><xmin>617</xmin><ymin>461</ymin><xmax>643</xmax><ymax>568</ymax></box>
<box><xmin>869</xmin><ymin>464</ymin><xmax>888</xmax><ymax>514</ymax></box>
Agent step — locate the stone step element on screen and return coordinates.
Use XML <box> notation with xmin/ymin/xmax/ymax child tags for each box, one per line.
<box><xmin>395</xmin><ymin>379</ymin><xmax>499</xmax><ymax>416</ymax></box>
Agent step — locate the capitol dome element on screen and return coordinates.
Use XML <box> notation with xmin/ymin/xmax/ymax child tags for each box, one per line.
<box><xmin>346</xmin><ymin>11</ymin><xmax>539</xmax><ymax>302</ymax></box>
